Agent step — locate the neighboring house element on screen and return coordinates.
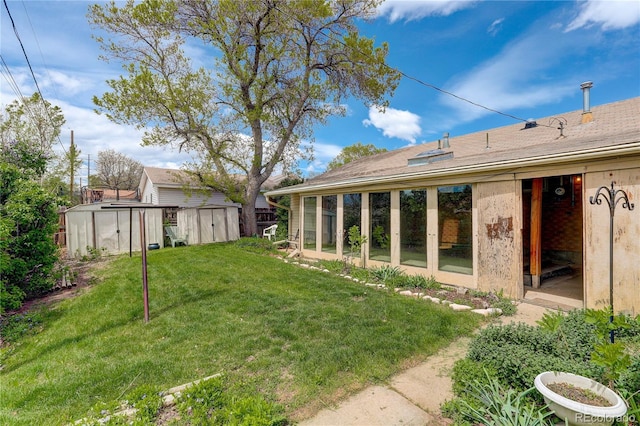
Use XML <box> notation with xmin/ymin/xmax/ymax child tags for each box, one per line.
<box><xmin>80</xmin><ymin>187</ymin><xmax>139</xmax><ymax>204</ymax></box>
<box><xmin>266</xmin><ymin>91</ymin><xmax>640</xmax><ymax>314</ymax></box>
<box><xmin>139</xmin><ymin>166</ymin><xmax>285</xmax><ymax>234</ymax></box>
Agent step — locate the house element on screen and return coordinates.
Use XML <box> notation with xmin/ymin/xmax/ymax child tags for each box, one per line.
<box><xmin>139</xmin><ymin>166</ymin><xmax>286</xmax><ymax>235</ymax></box>
<box><xmin>265</xmin><ymin>90</ymin><xmax>640</xmax><ymax>314</ymax></box>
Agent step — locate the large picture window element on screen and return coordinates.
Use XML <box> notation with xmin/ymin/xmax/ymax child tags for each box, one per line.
<box><xmin>303</xmin><ymin>196</ymin><xmax>317</xmax><ymax>250</ymax></box>
<box><xmin>369</xmin><ymin>192</ymin><xmax>391</xmax><ymax>262</ymax></box>
<box><xmin>438</xmin><ymin>185</ymin><xmax>472</xmax><ymax>274</ymax></box>
<box><xmin>322</xmin><ymin>195</ymin><xmax>337</xmax><ymax>253</ymax></box>
<box><xmin>343</xmin><ymin>193</ymin><xmax>361</xmax><ymax>255</ymax></box>
<box><xmin>400</xmin><ymin>189</ymin><xmax>427</xmax><ymax>267</ymax></box>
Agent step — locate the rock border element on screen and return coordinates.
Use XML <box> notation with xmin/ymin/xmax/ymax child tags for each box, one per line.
<box><xmin>282</xmin><ymin>258</ymin><xmax>502</xmax><ymax>317</ymax></box>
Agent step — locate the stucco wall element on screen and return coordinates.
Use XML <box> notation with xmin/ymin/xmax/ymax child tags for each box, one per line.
<box><xmin>584</xmin><ymin>168</ymin><xmax>639</xmax><ymax>315</ymax></box>
<box><xmin>476</xmin><ymin>180</ymin><xmax>522</xmax><ymax>299</ymax></box>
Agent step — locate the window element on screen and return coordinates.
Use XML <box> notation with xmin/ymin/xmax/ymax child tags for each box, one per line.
<box><xmin>343</xmin><ymin>193</ymin><xmax>361</xmax><ymax>255</ymax></box>
<box><xmin>369</xmin><ymin>192</ymin><xmax>391</xmax><ymax>262</ymax></box>
<box><xmin>400</xmin><ymin>189</ymin><xmax>427</xmax><ymax>267</ymax></box>
<box><xmin>438</xmin><ymin>185</ymin><xmax>472</xmax><ymax>274</ymax></box>
<box><xmin>303</xmin><ymin>196</ymin><xmax>317</xmax><ymax>250</ymax></box>
<box><xmin>322</xmin><ymin>195</ymin><xmax>337</xmax><ymax>253</ymax></box>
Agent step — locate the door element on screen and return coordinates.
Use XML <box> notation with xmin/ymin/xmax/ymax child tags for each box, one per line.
<box><xmin>199</xmin><ymin>208</ymin><xmax>228</xmax><ymax>243</ymax></box>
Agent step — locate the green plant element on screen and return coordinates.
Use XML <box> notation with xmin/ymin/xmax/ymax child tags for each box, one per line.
<box><xmin>347</xmin><ymin>225</ymin><xmax>367</xmax><ymax>255</ymax></box>
<box><xmin>345</xmin><ymin>225</ymin><xmax>368</xmax><ymax>270</ymax></box>
<box><xmin>0</xmin><ymin>310</ymin><xmax>44</xmax><ymax>344</ymax></box>
<box><xmin>318</xmin><ymin>259</ymin><xmax>346</xmax><ymax>274</ymax></box>
<box><xmin>235</xmin><ymin>237</ymin><xmax>277</xmax><ymax>254</ymax></box>
<box><xmin>616</xmin><ymin>388</ymin><xmax>639</xmax><ymax>426</ymax></box>
<box><xmin>219</xmin><ymin>395</ymin><xmax>287</xmax><ymax>426</ymax></box>
<box><xmin>459</xmin><ymin>373</ymin><xmax>554</xmax><ymax>426</ymax></box>
<box><xmin>584</xmin><ymin>308</ymin><xmax>635</xmax><ymax>389</ymax></box>
<box><xmin>177</xmin><ymin>376</ymin><xmax>226</xmax><ymax>422</ymax></box>
<box><xmin>485</xmin><ymin>290</ymin><xmax>517</xmax><ymax>316</ymax></box>
<box><xmin>536</xmin><ymin>310</ymin><xmax>566</xmax><ymax>333</ymax></box>
<box><xmin>76</xmin><ymin>246</ymin><xmax>106</xmax><ymax>262</ymax></box>
<box><xmin>466</xmin><ymin>322</ymin><xmax>599</xmax><ymax>393</ymax></box>
<box><xmin>126</xmin><ymin>384</ymin><xmax>164</xmax><ymax>423</ymax></box>
<box><xmin>369</xmin><ymin>265</ymin><xmax>402</xmax><ymax>283</ymax></box>
<box><xmin>371</xmin><ymin>225</ymin><xmax>389</xmax><ymax>249</ymax></box>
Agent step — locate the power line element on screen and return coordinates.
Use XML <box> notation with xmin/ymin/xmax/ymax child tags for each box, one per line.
<box><xmin>20</xmin><ymin>1</ymin><xmax>59</xmax><ymax>100</ymax></box>
<box><xmin>2</xmin><ymin>0</ymin><xmax>68</xmax><ymax>155</ymax></box>
<box><xmin>0</xmin><ymin>54</ymin><xmax>26</xmax><ymax>102</ymax></box>
<box><xmin>273</xmin><ymin>3</ymin><xmax>553</xmax><ymax>129</ymax></box>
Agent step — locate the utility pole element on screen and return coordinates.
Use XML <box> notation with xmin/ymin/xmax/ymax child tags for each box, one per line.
<box><xmin>69</xmin><ymin>130</ymin><xmax>75</xmax><ymax>203</ymax></box>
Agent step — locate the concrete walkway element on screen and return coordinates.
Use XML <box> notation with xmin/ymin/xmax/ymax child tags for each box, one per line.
<box><xmin>298</xmin><ymin>302</ymin><xmax>553</xmax><ymax>426</ymax></box>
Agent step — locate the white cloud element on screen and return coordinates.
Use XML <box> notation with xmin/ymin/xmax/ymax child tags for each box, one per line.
<box><xmin>52</xmin><ymin>100</ymin><xmax>193</xmax><ymax>170</ymax></box>
<box><xmin>313</xmin><ymin>142</ymin><xmax>343</xmax><ymax>161</ymax></box>
<box><xmin>376</xmin><ymin>0</ymin><xmax>477</xmax><ymax>23</ymax></box>
<box><xmin>487</xmin><ymin>18</ymin><xmax>504</xmax><ymax>36</ymax></box>
<box><xmin>363</xmin><ymin>106</ymin><xmax>421</xmax><ymax>143</ymax></box>
<box><xmin>566</xmin><ymin>0</ymin><xmax>640</xmax><ymax>32</ymax></box>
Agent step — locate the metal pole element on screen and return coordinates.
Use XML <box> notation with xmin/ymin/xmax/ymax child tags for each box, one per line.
<box><xmin>139</xmin><ymin>210</ymin><xmax>149</xmax><ymax>323</ymax></box>
<box><xmin>609</xmin><ymin>207</ymin><xmax>614</xmax><ymax>344</ymax></box>
<box><xmin>589</xmin><ymin>181</ymin><xmax>635</xmax><ymax>344</ymax></box>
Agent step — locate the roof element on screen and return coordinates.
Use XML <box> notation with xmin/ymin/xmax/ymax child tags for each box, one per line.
<box><xmin>140</xmin><ymin>166</ymin><xmax>289</xmax><ymax>191</ymax></box>
<box><xmin>267</xmin><ymin>97</ymin><xmax>640</xmax><ymax>195</ymax></box>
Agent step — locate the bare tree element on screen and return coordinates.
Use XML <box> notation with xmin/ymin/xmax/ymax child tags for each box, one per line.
<box><xmin>94</xmin><ymin>149</ymin><xmax>144</xmax><ymax>190</ymax></box>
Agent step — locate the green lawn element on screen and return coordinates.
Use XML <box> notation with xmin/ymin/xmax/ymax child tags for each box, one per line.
<box><xmin>0</xmin><ymin>242</ymin><xmax>483</xmax><ymax>425</ymax></box>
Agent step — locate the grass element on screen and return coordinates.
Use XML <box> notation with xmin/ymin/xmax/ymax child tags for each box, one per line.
<box><xmin>0</xmin><ymin>242</ymin><xmax>483</xmax><ymax>425</ymax></box>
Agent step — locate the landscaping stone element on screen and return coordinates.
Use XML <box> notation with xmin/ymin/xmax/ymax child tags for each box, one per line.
<box><xmin>449</xmin><ymin>303</ymin><xmax>473</xmax><ymax>311</ymax></box>
<box><xmin>471</xmin><ymin>307</ymin><xmax>503</xmax><ymax>316</ymax></box>
<box><xmin>423</xmin><ymin>295</ymin><xmax>441</xmax><ymax>304</ymax></box>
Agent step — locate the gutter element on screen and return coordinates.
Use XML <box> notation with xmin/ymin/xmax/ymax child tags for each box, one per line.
<box><xmin>266</xmin><ymin>142</ymin><xmax>640</xmax><ymax>196</ymax></box>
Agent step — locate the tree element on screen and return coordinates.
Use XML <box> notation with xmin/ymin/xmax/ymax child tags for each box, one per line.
<box><xmin>89</xmin><ymin>0</ymin><xmax>400</xmax><ymax>236</ymax></box>
<box><xmin>326</xmin><ymin>142</ymin><xmax>387</xmax><ymax>171</ymax></box>
<box><xmin>0</xmin><ymin>92</ymin><xmax>65</xmax><ymax>178</ymax></box>
<box><xmin>94</xmin><ymin>149</ymin><xmax>144</xmax><ymax>191</ymax></box>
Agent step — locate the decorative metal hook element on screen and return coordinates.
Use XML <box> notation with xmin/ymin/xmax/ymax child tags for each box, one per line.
<box><xmin>589</xmin><ymin>181</ymin><xmax>635</xmax><ymax>214</ymax></box>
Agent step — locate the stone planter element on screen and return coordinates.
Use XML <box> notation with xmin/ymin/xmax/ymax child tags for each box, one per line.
<box><xmin>534</xmin><ymin>371</ymin><xmax>627</xmax><ymax>426</ymax></box>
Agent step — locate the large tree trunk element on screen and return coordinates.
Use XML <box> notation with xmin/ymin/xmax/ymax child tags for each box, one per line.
<box><xmin>241</xmin><ymin>178</ymin><xmax>263</xmax><ymax>237</ymax></box>
<box><xmin>241</xmin><ymin>202</ymin><xmax>257</xmax><ymax>237</ymax></box>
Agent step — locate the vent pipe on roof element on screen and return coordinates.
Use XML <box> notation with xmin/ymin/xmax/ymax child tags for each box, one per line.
<box><xmin>581</xmin><ymin>81</ymin><xmax>594</xmax><ymax>124</ymax></box>
<box><xmin>442</xmin><ymin>132</ymin><xmax>450</xmax><ymax>148</ymax></box>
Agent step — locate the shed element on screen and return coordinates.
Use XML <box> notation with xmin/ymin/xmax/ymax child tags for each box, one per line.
<box><xmin>65</xmin><ymin>203</ymin><xmax>166</xmax><ymax>258</ymax></box>
<box><xmin>177</xmin><ymin>205</ymin><xmax>240</xmax><ymax>244</ymax></box>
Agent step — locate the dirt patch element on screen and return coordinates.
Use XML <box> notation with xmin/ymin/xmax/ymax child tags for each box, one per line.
<box><xmin>546</xmin><ymin>383</ymin><xmax>613</xmax><ymax>406</ymax></box>
<box><xmin>398</xmin><ymin>286</ymin><xmax>500</xmax><ymax>310</ymax></box>
<box><xmin>9</xmin><ymin>257</ymin><xmax>111</xmax><ymax>316</ymax></box>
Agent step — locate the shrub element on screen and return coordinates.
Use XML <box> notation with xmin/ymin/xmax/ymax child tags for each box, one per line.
<box><xmin>1</xmin><ymin>164</ymin><xmax>61</xmax><ymax>312</ymax></box>
<box><xmin>466</xmin><ymin>322</ymin><xmax>600</xmax><ymax>393</ymax></box>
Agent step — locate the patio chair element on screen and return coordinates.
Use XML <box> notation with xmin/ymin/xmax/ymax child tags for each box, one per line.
<box><xmin>262</xmin><ymin>224</ymin><xmax>278</xmax><ymax>241</ymax></box>
<box><xmin>165</xmin><ymin>226</ymin><xmax>188</xmax><ymax>248</ymax></box>
<box><xmin>286</xmin><ymin>229</ymin><xmax>300</xmax><ymax>250</ymax></box>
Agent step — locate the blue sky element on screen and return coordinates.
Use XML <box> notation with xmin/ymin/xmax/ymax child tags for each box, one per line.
<box><xmin>2</xmin><ymin>0</ymin><xmax>639</xmax><ymax>180</ymax></box>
